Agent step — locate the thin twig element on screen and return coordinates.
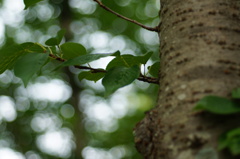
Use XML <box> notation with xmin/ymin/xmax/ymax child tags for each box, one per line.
<box><xmin>49</xmin><ymin>54</ymin><xmax>159</xmax><ymax>84</ymax></box>
<box><xmin>138</xmin><ymin>74</ymin><xmax>159</xmax><ymax>84</ymax></box>
<box><xmin>49</xmin><ymin>54</ymin><xmax>106</xmax><ymax>72</ymax></box>
<box><xmin>93</xmin><ymin>0</ymin><xmax>159</xmax><ymax>32</ymax></box>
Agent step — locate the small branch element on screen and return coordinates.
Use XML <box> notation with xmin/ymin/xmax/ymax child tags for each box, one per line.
<box><xmin>49</xmin><ymin>54</ymin><xmax>159</xmax><ymax>85</ymax></box>
<box><xmin>138</xmin><ymin>74</ymin><xmax>159</xmax><ymax>84</ymax></box>
<box><xmin>49</xmin><ymin>54</ymin><xmax>106</xmax><ymax>72</ymax></box>
<box><xmin>93</xmin><ymin>0</ymin><xmax>159</xmax><ymax>32</ymax></box>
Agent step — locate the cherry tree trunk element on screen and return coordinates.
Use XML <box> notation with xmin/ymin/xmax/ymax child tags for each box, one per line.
<box><xmin>134</xmin><ymin>0</ymin><xmax>240</xmax><ymax>158</ymax></box>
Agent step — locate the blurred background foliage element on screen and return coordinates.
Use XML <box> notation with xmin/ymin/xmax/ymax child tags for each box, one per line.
<box><xmin>0</xmin><ymin>0</ymin><xmax>159</xmax><ymax>158</ymax></box>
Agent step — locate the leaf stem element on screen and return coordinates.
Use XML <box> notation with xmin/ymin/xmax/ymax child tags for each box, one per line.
<box><xmin>87</xmin><ymin>63</ymin><xmax>92</xmax><ymax>68</ymax></box>
<box><xmin>49</xmin><ymin>54</ymin><xmax>159</xmax><ymax>84</ymax></box>
<box><xmin>143</xmin><ymin>64</ymin><xmax>146</xmax><ymax>76</ymax></box>
<box><xmin>47</xmin><ymin>47</ymin><xmax>53</xmax><ymax>55</ymax></box>
<box><xmin>35</xmin><ymin>43</ymin><xmax>47</xmax><ymax>52</ymax></box>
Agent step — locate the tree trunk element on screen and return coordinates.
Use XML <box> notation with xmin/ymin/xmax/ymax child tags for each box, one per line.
<box><xmin>59</xmin><ymin>1</ymin><xmax>86</xmax><ymax>158</ymax></box>
<box><xmin>134</xmin><ymin>0</ymin><xmax>240</xmax><ymax>158</ymax></box>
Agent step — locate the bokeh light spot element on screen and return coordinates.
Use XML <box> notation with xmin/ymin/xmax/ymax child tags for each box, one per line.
<box><xmin>60</xmin><ymin>104</ymin><xmax>75</xmax><ymax>118</ymax></box>
<box><xmin>0</xmin><ymin>96</ymin><xmax>16</xmax><ymax>122</ymax></box>
<box><xmin>36</xmin><ymin>129</ymin><xmax>73</xmax><ymax>158</ymax></box>
<box><xmin>0</xmin><ymin>148</ymin><xmax>24</xmax><ymax>159</ymax></box>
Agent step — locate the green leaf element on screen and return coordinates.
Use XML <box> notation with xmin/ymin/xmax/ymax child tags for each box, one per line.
<box><xmin>148</xmin><ymin>62</ymin><xmax>160</xmax><ymax>77</ymax></box>
<box><xmin>21</xmin><ymin>42</ymin><xmax>46</xmax><ymax>53</ymax></box>
<box><xmin>78</xmin><ymin>71</ymin><xmax>105</xmax><ymax>82</ymax></box>
<box><xmin>45</xmin><ymin>29</ymin><xmax>66</xmax><ymax>46</ymax></box>
<box><xmin>227</xmin><ymin>128</ymin><xmax>240</xmax><ymax>139</ymax></box>
<box><xmin>218</xmin><ymin>128</ymin><xmax>240</xmax><ymax>155</ymax></box>
<box><xmin>48</xmin><ymin>46</ymin><xmax>58</xmax><ymax>55</ymax></box>
<box><xmin>59</xmin><ymin>52</ymin><xmax>117</xmax><ymax>68</ymax></box>
<box><xmin>112</xmin><ymin>50</ymin><xmax>121</xmax><ymax>57</ymax></box>
<box><xmin>136</xmin><ymin>52</ymin><xmax>153</xmax><ymax>64</ymax></box>
<box><xmin>102</xmin><ymin>65</ymin><xmax>140</xmax><ymax>96</ymax></box>
<box><xmin>60</xmin><ymin>42</ymin><xmax>87</xmax><ymax>59</ymax></box>
<box><xmin>218</xmin><ymin>133</ymin><xmax>229</xmax><ymax>150</ymax></box>
<box><xmin>24</xmin><ymin>0</ymin><xmax>43</xmax><ymax>9</ymax></box>
<box><xmin>232</xmin><ymin>88</ymin><xmax>240</xmax><ymax>99</ymax></box>
<box><xmin>0</xmin><ymin>43</ymin><xmax>46</xmax><ymax>74</ymax></box>
<box><xmin>14</xmin><ymin>53</ymin><xmax>49</xmax><ymax>86</ymax></box>
<box><xmin>229</xmin><ymin>138</ymin><xmax>240</xmax><ymax>155</ymax></box>
<box><xmin>106</xmin><ymin>52</ymin><xmax>153</xmax><ymax>70</ymax></box>
<box><xmin>194</xmin><ymin>96</ymin><xmax>240</xmax><ymax>114</ymax></box>
<box><xmin>106</xmin><ymin>54</ymin><xmax>141</xmax><ymax>70</ymax></box>
<box><xmin>0</xmin><ymin>45</ymin><xmax>26</xmax><ymax>74</ymax></box>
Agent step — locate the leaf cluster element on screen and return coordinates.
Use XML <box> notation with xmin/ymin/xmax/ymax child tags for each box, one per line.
<box><xmin>194</xmin><ymin>88</ymin><xmax>240</xmax><ymax>156</ymax></box>
<box><xmin>0</xmin><ymin>29</ymin><xmax>159</xmax><ymax>96</ymax></box>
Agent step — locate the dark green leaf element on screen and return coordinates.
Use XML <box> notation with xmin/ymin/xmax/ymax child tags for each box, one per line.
<box><xmin>102</xmin><ymin>65</ymin><xmax>140</xmax><ymax>96</ymax></box>
<box><xmin>48</xmin><ymin>46</ymin><xmax>58</xmax><ymax>55</ymax></box>
<box><xmin>0</xmin><ymin>43</ymin><xmax>46</xmax><ymax>74</ymax></box>
<box><xmin>148</xmin><ymin>62</ymin><xmax>160</xmax><ymax>77</ymax></box>
<box><xmin>112</xmin><ymin>50</ymin><xmax>121</xmax><ymax>57</ymax></box>
<box><xmin>232</xmin><ymin>88</ymin><xmax>240</xmax><ymax>99</ymax></box>
<box><xmin>78</xmin><ymin>71</ymin><xmax>105</xmax><ymax>82</ymax></box>
<box><xmin>227</xmin><ymin>128</ymin><xmax>240</xmax><ymax>138</ymax></box>
<box><xmin>136</xmin><ymin>52</ymin><xmax>153</xmax><ymax>64</ymax></box>
<box><xmin>60</xmin><ymin>42</ymin><xmax>87</xmax><ymax>59</ymax></box>
<box><xmin>218</xmin><ymin>128</ymin><xmax>240</xmax><ymax>155</ymax></box>
<box><xmin>21</xmin><ymin>42</ymin><xmax>46</xmax><ymax>53</ymax></box>
<box><xmin>0</xmin><ymin>45</ymin><xmax>26</xmax><ymax>74</ymax></box>
<box><xmin>45</xmin><ymin>38</ymin><xmax>58</xmax><ymax>46</ymax></box>
<box><xmin>45</xmin><ymin>29</ymin><xmax>66</xmax><ymax>46</ymax></box>
<box><xmin>218</xmin><ymin>135</ymin><xmax>228</xmax><ymax>150</ymax></box>
<box><xmin>24</xmin><ymin>0</ymin><xmax>43</xmax><ymax>9</ymax></box>
<box><xmin>14</xmin><ymin>53</ymin><xmax>49</xmax><ymax>86</ymax></box>
<box><xmin>229</xmin><ymin>138</ymin><xmax>240</xmax><ymax>155</ymax></box>
<box><xmin>194</xmin><ymin>96</ymin><xmax>240</xmax><ymax>114</ymax></box>
<box><xmin>59</xmin><ymin>52</ymin><xmax>117</xmax><ymax>68</ymax></box>
<box><xmin>106</xmin><ymin>54</ymin><xmax>141</xmax><ymax>70</ymax></box>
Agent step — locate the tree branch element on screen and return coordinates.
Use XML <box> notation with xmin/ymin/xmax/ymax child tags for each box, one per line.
<box><xmin>49</xmin><ymin>54</ymin><xmax>159</xmax><ymax>85</ymax></box>
<box><xmin>138</xmin><ymin>74</ymin><xmax>159</xmax><ymax>84</ymax></box>
<box><xmin>93</xmin><ymin>0</ymin><xmax>159</xmax><ymax>32</ymax></box>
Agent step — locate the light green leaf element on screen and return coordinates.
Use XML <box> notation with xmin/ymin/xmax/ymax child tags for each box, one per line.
<box><xmin>0</xmin><ymin>45</ymin><xmax>26</xmax><ymax>74</ymax></box>
<box><xmin>232</xmin><ymin>88</ymin><xmax>240</xmax><ymax>99</ymax></box>
<box><xmin>106</xmin><ymin>54</ymin><xmax>141</xmax><ymax>70</ymax></box>
<box><xmin>148</xmin><ymin>62</ymin><xmax>160</xmax><ymax>77</ymax></box>
<box><xmin>194</xmin><ymin>96</ymin><xmax>240</xmax><ymax>114</ymax></box>
<box><xmin>24</xmin><ymin>0</ymin><xmax>43</xmax><ymax>9</ymax></box>
<box><xmin>102</xmin><ymin>65</ymin><xmax>140</xmax><ymax>96</ymax></box>
<box><xmin>78</xmin><ymin>71</ymin><xmax>105</xmax><ymax>82</ymax></box>
<box><xmin>60</xmin><ymin>42</ymin><xmax>87</xmax><ymax>59</ymax></box>
<box><xmin>45</xmin><ymin>29</ymin><xmax>66</xmax><ymax>46</ymax></box>
<box><xmin>59</xmin><ymin>52</ymin><xmax>118</xmax><ymax>68</ymax></box>
<box><xmin>14</xmin><ymin>53</ymin><xmax>49</xmax><ymax>86</ymax></box>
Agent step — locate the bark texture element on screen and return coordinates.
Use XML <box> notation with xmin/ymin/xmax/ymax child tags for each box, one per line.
<box><xmin>134</xmin><ymin>0</ymin><xmax>240</xmax><ymax>158</ymax></box>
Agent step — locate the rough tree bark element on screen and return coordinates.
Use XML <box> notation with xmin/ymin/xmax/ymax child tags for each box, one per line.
<box><xmin>134</xmin><ymin>0</ymin><xmax>240</xmax><ymax>158</ymax></box>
